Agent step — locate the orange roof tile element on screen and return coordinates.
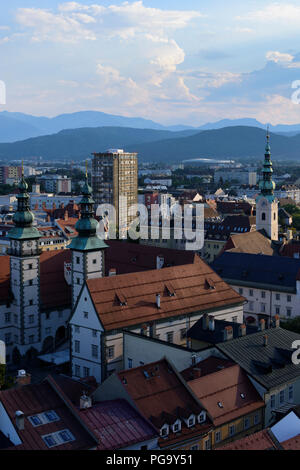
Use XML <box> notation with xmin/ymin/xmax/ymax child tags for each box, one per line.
<box><xmin>188</xmin><ymin>364</ymin><xmax>265</xmax><ymax>427</ymax></box>
<box><xmin>87</xmin><ymin>261</ymin><xmax>245</xmax><ymax>331</ymax></box>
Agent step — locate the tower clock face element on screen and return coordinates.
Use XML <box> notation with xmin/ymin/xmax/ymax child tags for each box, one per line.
<box><xmin>14</xmin><ymin>241</ymin><xmax>18</xmax><ymax>247</ymax></box>
<box><xmin>27</xmin><ymin>241</ymin><xmax>33</xmax><ymax>247</ymax></box>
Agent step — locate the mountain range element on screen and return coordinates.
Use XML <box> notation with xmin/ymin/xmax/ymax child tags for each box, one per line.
<box><xmin>0</xmin><ymin>125</ymin><xmax>299</xmax><ymax>163</ymax></box>
<box><xmin>2</xmin><ymin>110</ymin><xmax>300</xmax><ymax>143</ymax></box>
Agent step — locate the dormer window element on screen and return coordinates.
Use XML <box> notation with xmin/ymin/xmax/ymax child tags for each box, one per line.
<box><xmin>172</xmin><ymin>420</ymin><xmax>181</xmax><ymax>433</ymax></box>
<box><xmin>160</xmin><ymin>425</ymin><xmax>169</xmax><ymax>438</ymax></box>
<box><xmin>198</xmin><ymin>411</ymin><xmax>206</xmax><ymax>423</ymax></box>
<box><xmin>187</xmin><ymin>415</ymin><xmax>195</xmax><ymax>427</ymax></box>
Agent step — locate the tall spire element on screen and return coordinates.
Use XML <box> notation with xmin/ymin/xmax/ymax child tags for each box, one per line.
<box><xmin>9</xmin><ymin>173</ymin><xmax>40</xmax><ymax>240</ymax></box>
<box><xmin>69</xmin><ymin>169</ymin><xmax>108</xmax><ymax>251</ymax></box>
<box><xmin>258</xmin><ymin>130</ymin><xmax>276</xmax><ymax>201</ymax></box>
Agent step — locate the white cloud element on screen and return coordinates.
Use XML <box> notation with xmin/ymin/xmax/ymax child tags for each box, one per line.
<box><xmin>237</xmin><ymin>3</ymin><xmax>300</xmax><ymax>22</ymax></box>
<box><xmin>266</xmin><ymin>51</ymin><xmax>294</xmax><ymax>63</ymax></box>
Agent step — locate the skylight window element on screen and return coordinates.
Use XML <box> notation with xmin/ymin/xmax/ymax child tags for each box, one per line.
<box><xmin>28</xmin><ymin>410</ymin><xmax>60</xmax><ymax>427</ymax></box>
<box><xmin>240</xmin><ymin>393</ymin><xmax>246</xmax><ymax>399</ymax></box>
<box><xmin>42</xmin><ymin>429</ymin><xmax>75</xmax><ymax>448</ymax></box>
<box><xmin>217</xmin><ymin>402</ymin><xmax>223</xmax><ymax>408</ymax></box>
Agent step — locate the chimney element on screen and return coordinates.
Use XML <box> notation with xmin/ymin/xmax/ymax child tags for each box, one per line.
<box><xmin>156</xmin><ymin>294</ymin><xmax>161</xmax><ymax>309</ymax></box>
<box><xmin>80</xmin><ymin>393</ymin><xmax>92</xmax><ymax>410</ymax></box>
<box><xmin>263</xmin><ymin>334</ymin><xmax>268</xmax><ymax>347</ymax></box>
<box><xmin>238</xmin><ymin>323</ymin><xmax>246</xmax><ymax>336</ymax></box>
<box><xmin>109</xmin><ymin>268</ymin><xmax>117</xmax><ymax>277</ymax></box>
<box><xmin>15</xmin><ymin>370</ymin><xmax>31</xmax><ymax>388</ymax></box>
<box><xmin>259</xmin><ymin>319</ymin><xmax>265</xmax><ymax>331</ymax></box>
<box><xmin>223</xmin><ymin>326</ymin><xmax>233</xmax><ymax>342</ymax></box>
<box><xmin>273</xmin><ymin>315</ymin><xmax>280</xmax><ymax>328</ymax></box>
<box><xmin>15</xmin><ymin>411</ymin><xmax>25</xmax><ymax>430</ymax></box>
<box><xmin>202</xmin><ymin>313</ymin><xmax>209</xmax><ymax>330</ymax></box>
<box><xmin>192</xmin><ymin>368</ymin><xmax>201</xmax><ymax>379</ymax></box>
<box><xmin>208</xmin><ymin>315</ymin><xmax>215</xmax><ymax>331</ymax></box>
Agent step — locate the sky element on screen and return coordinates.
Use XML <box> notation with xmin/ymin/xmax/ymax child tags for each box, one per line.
<box><xmin>1</xmin><ymin>0</ymin><xmax>300</xmax><ymax>125</ymax></box>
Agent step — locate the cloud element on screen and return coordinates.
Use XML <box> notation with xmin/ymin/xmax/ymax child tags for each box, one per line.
<box><xmin>266</xmin><ymin>51</ymin><xmax>294</xmax><ymax>63</ymax></box>
<box><xmin>236</xmin><ymin>3</ymin><xmax>300</xmax><ymax>23</ymax></box>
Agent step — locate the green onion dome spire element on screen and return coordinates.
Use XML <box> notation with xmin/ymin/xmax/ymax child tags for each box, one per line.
<box><xmin>258</xmin><ymin>131</ymin><xmax>276</xmax><ymax>200</ymax></box>
<box><xmin>69</xmin><ymin>169</ymin><xmax>108</xmax><ymax>251</ymax></box>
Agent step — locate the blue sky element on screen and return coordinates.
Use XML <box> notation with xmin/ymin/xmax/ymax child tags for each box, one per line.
<box><xmin>1</xmin><ymin>0</ymin><xmax>300</xmax><ymax>125</ymax></box>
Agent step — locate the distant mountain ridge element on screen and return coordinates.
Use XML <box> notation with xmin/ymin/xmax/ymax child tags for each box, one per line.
<box><xmin>2</xmin><ymin>110</ymin><xmax>300</xmax><ymax>143</ymax></box>
<box><xmin>0</xmin><ymin>125</ymin><xmax>299</xmax><ymax>163</ymax></box>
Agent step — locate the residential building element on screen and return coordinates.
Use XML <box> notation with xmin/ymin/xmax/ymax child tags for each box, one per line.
<box><xmin>211</xmin><ymin>251</ymin><xmax>300</xmax><ymax>324</ymax></box>
<box><xmin>91</xmin><ymin>149</ymin><xmax>138</xmax><ymax>237</ymax></box>
<box><xmin>93</xmin><ymin>358</ymin><xmax>213</xmax><ymax>450</ymax></box>
<box><xmin>216</xmin><ymin>326</ymin><xmax>300</xmax><ymax>426</ymax></box>
<box><xmin>187</xmin><ymin>362</ymin><xmax>265</xmax><ymax>448</ymax></box>
<box><xmin>221</xmin><ymin>230</ymin><xmax>279</xmax><ymax>256</ymax></box>
<box><xmin>69</xmin><ymin>258</ymin><xmax>245</xmax><ymax>383</ymax></box>
<box><xmin>37</xmin><ymin>175</ymin><xmax>72</xmax><ymax>194</ymax></box>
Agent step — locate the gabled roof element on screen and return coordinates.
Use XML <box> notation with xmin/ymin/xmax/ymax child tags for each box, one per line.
<box><xmin>86</xmin><ymin>261</ymin><xmax>245</xmax><ymax>331</ymax></box>
<box><xmin>216</xmin><ymin>327</ymin><xmax>300</xmax><ymax>390</ymax></box>
<box><xmin>116</xmin><ymin>358</ymin><xmax>212</xmax><ymax>448</ymax></box>
<box><xmin>222</xmin><ymin>230</ymin><xmax>278</xmax><ymax>256</ymax></box>
<box><xmin>181</xmin><ymin>356</ymin><xmax>235</xmax><ymax>381</ymax></box>
<box><xmin>212</xmin><ymin>251</ymin><xmax>300</xmax><ymax>292</ymax></box>
<box><xmin>188</xmin><ymin>364</ymin><xmax>264</xmax><ymax>427</ymax></box>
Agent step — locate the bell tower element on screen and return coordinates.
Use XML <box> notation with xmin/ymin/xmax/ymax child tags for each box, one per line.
<box><xmin>8</xmin><ymin>172</ymin><xmax>41</xmax><ymax>350</ymax></box>
<box><xmin>256</xmin><ymin>132</ymin><xmax>278</xmax><ymax>241</ymax></box>
<box><xmin>69</xmin><ymin>171</ymin><xmax>108</xmax><ymax>309</ymax></box>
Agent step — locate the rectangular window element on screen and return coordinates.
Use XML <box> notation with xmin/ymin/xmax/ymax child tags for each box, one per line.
<box><xmin>275</xmin><ymin>306</ymin><xmax>280</xmax><ymax>315</ymax></box>
<box><xmin>261</xmin><ymin>291</ymin><xmax>266</xmax><ymax>298</ymax></box>
<box><xmin>29</xmin><ymin>335</ymin><xmax>34</xmax><ymax>344</ymax></box>
<box><xmin>190</xmin><ymin>445</ymin><xmax>199</xmax><ymax>450</ymax></box>
<box><xmin>244</xmin><ymin>417</ymin><xmax>250</xmax><ymax>429</ymax></box>
<box><xmin>75</xmin><ymin>326</ymin><xmax>80</xmax><ymax>333</ymax></box>
<box><xmin>107</xmin><ymin>346</ymin><xmax>114</xmax><ymax>359</ymax></box>
<box><xmin>29</xmin><ymin>280</ymin><xmax>33</xmax><ymax>286</ymax></box>
<box><xmin>29</xmin><ymin>315</ymin><xmax>34</xmax><ymax>324</ymax></box>
<box><xmin>288</xmin><ymin>385</ymin><xmax>294</xmax><ymax>401</ymax></box>
<box><xmin>254</xmin><ymin>414</ymin><xmax>260</xmax><ymax>425</ymax></box>
<box><xmin>232</xmin><ymin>316</ymin><xmax>238</xmax><ymax>323</ymax></box>
<box><xmin>28</xmin><ymin>264</ymin><xmax>33</xmax><ymax>270</ymax></box>
<box><xmin>270</xmin><ymin>394</ymin><xmax>276</xmax><ymax>409</ymax></box>
<box><xmin>5</xmin><ymin>333</ymin><xmax>11</xmax><ymax>344</ymax></box>
<box><xmin>84</xmin><ymin>312</ymin><xmax>88</xmax><ymax>319</ymax></box>
<box><xmin>180</xmin><ymin>329</ymin><xmax>186</xmax><ymax>340</ymax></box>
<box><xmin>287</xmin><ymin>295</ymin><xmax>292</xmax><ymax>302</ymax></box>
<box><xmin>91</xmin><ymin>344</ymin><xmax>98</xmax><ymax>358</ymax></box>
<box><xmin>286</xmin><ymin>308</ymin><xmax>292</xmax><ymax>318</ymax></box>
<box><xmin>249</xmin><ymin>289</ymin><xmax>253</xmax><ymax>296</ymax></box>
<box><xmin>276</xmin><ymin>293</ymin><xmax>280</xmax><ymax>301</ymax></box>
<box><xmin>29</xmin><ymin>299</ymin><xmax>33</xmax><ymax>306</ymax></box>
<box><xmin>74</xmin><ymin>340</ymin><xmax>80</xmax><ymax>353</ymax></box>
<box><xmin>76</xmin><ymin>257</ymin><xmax>80</xmax><ymax>264</ymax></box>
<box><xmin>238</xmin><ymin>288</ymin><xmax>243</xmax><ymax>295</ymax></box>
<box><xmin>5</xmin><ymin>312</ymin><xmax>11</xmax><ymax>323</ymax></box>
<box><xmin>166</xmin><ymin>331</ymin><xmax>174</xmax><ymax>343</ymax></box>
<box><xmin>75</xmin><ymin>365</ymin><xmax>80</xmax><ymax>377</ymax></box>
<box><xmin>229</xmin><ymin>425</ymin><xmax>235</xmax><ymax>436</ymax></box>
<box><xmin>83</xmin><ymin>367</ymin><xmax>90</xmax><ymax>377</ymax></box>
<box><xmin>279</xmin><ymin>390</ymin><xmax>285</xmax><ymax>404</ymax></box>
<box><xmin>204</xmin><ymin>439</ymin><xmax>211</xmax><ymax>450</ymax></box>
<box><xmin>215</xmin><ymin>431</ymin><xmax>221</xmax><ymax>443</ymax></box>
<box><xmin>92</xmin><ymin>330</ymin><xmax>97</xmax><ymax>337</ymax></box>
<box><xmin>261</xmin><ymin>303</ymin><xmax>266</xmax><ymax>313</ymax></box>
<box><xmin>248</xmin><ymin>301</ymin><xmax>254</xmax><ymax>311</ymax></box>
<box><xmin>128</xmin><ymin>358</ymin><xmax>133</xmax><ymax>369</ymax></box>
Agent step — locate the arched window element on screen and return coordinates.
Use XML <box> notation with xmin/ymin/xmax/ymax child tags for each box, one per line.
<box><xmin>274</xmin><ymin>212</ymin><xmax>276</xmax><ymax>220</ymax></box>
<box><xmin>262</xmin><ymin>212</ymin><xmax>266</xmax><ymax>221</ymax></box>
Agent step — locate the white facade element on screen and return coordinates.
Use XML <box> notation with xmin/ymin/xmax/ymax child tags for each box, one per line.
<box><xmin>256</xmin><ymin>196</ymin><xmax>278</xmax><ymax>241</ymax></box>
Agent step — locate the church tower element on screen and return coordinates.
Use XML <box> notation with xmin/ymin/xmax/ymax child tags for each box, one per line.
<box><xmin>70</xmin><ymin>173</ymin><xmax>108</xmax><ymax>309</ymax></box>
<box><xmin>256</xmin><ymin>132</ymin><xmax>278</xmax><ymax>241</ymax></box>
<box><xmin>8</xmin><ymin>172</ymin><xmax>41</xmax><ymax>350</ymax></box>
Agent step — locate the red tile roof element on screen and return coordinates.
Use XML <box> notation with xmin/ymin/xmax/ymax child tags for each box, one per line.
<box><xmin>181</xmin><ymin>356</ymin><xmax>235</xmax><ymax>381</ymax></box>
<box><xmin>117</xmin><ymin>359</ymin><xmax>212</xmax><ymax>448</ymax></box>
<box><xmin>188</xmin><ymin>364</ymin><xmax>265</xmax><ymax>427</ymax></box>
<box><xmin>79</xmin><ymin>399</ymin><xmax>158</xmax><ymax>450</ymax></box>
<box><xmin>87</xmin><ymin>261</ymin><xmax>245</xmax><ymax>331</ymax></box>
<box><xmin>104</xmin><ymin>240</ymin><xmax>199</xmax><ymax>275</ymax></box>
<box><xmin>281</xmin><ymin>434</ymin><xmax>300</xmax><ymax>450</ymax></box>
<box><xmin>0</xmin><ymin>250</ymin><xmax>71</xmax><ymax>309</ymax></box>
<box><xmin>218</xmin><ymin>429</ymin><xmax>277</xmax><ymax>450</ymax></box>
<box><xmin>0</xmin><ymin>381</ymin><xmax>95</xmax><ymax>450</ymax></box>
